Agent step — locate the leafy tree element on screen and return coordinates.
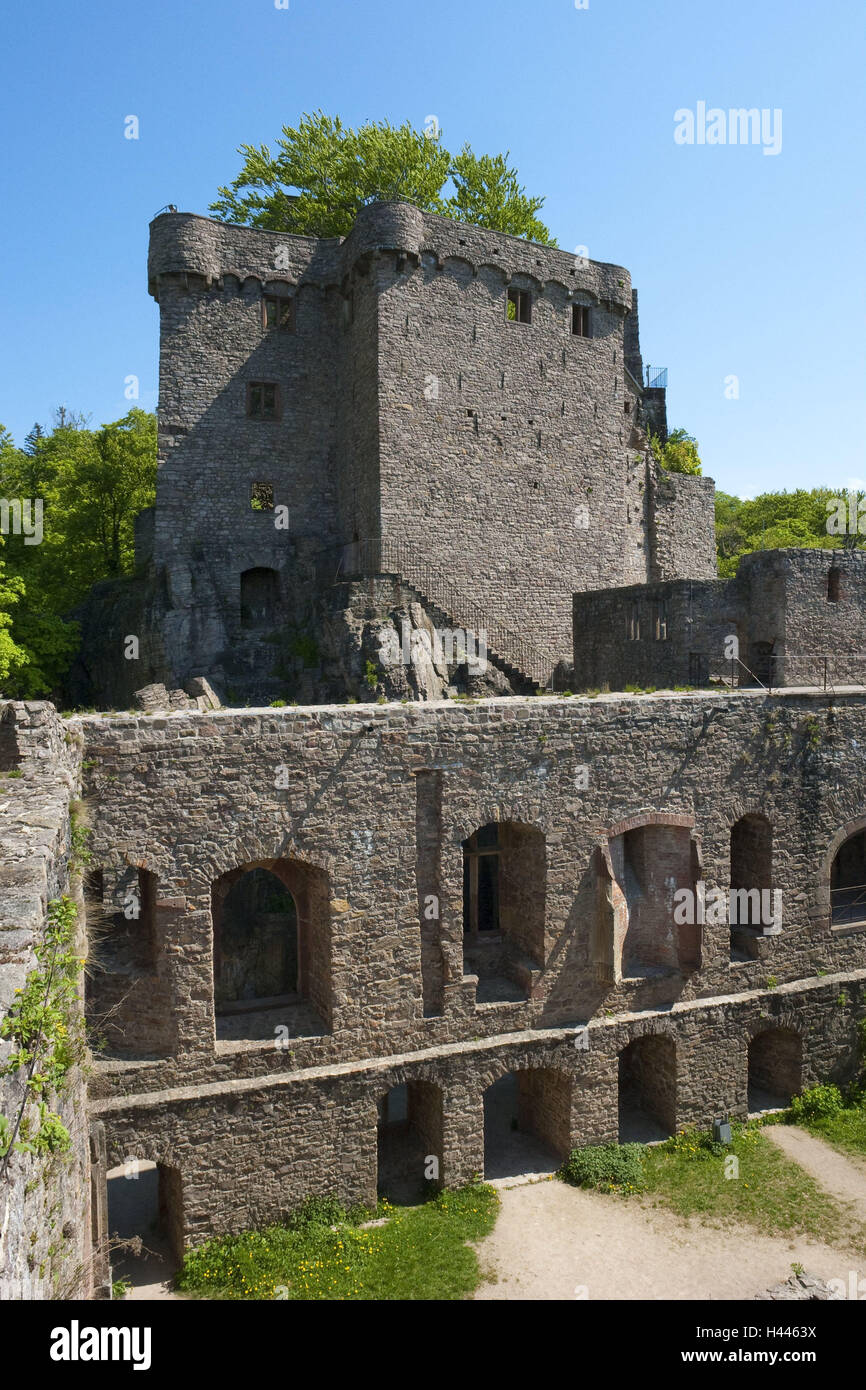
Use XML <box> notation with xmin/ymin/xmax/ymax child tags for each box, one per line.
<box><xmin>0</xmin><ymin>408</ymin><xmax>157</xmax><ymax>697</ymax></box>
<box><xmin>0</xmin><ymin>542</ymin><xmax>27</xmax><ymax>688</ymax></box>
<box><xmin>211</xmin><ymin>110</ymin><xmax>555</xmax><ymax>244</ymax></box>
<box><xmin>714</xmin><ymin>487</ymin><xmax>861</xmax><ymax>577</ymax></box>
<box><xmin>444</xmin><ymin>147</ymin><xmax>556</xmax><ymax>244</ymax></box>
<box><xmin>650</xmin><ymin>427</ymin><xmax>702</xmax><ymax>476</ymax></box>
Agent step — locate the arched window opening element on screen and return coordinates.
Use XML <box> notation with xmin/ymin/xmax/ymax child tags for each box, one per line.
<box><xmin>214</xmin><ymin>867</ymin><xmax>297</xmax><ymax>1007</ymax></box>
<box><xmin>211</xmin><ymin>858</ymin><xmax>331</xmax><ymax>1043</ymax></box>
<box><xmin>606</xmin><ymin>822</ymin><xmax>700</xmax><ymax>980</ymax></box>
<box><xmin>831</xmin><ymin>828</ymin><xmax>866</xmax><ymax>927</ymax></box>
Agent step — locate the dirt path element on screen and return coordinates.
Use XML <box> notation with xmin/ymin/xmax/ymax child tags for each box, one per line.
<box><xmin>472</xmin><ymin>1178</ymin><xmax>864</xmax><ymax>1301</ymax></box>
<box><xmin>764</xmin><ymin>1126</ymin><xmax>866</xmax><ymax>1220</ymax></box>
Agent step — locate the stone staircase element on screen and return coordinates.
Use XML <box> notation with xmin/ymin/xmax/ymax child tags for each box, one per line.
<box><xmin>334</xmin><ymin>537</ymin><xmax>556</xmax><ymax>691</ymax></box>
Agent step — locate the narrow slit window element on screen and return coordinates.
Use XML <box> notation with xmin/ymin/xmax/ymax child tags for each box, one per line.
<box><xmin>654</xmin><ymin>600</ymin><xmax>668</xmax><ymax>641</ymax></box>
<box><xmin>506</xmin><ymin>288</ymin><xmax>531</xmax><ymax>324</ymax></box>
<box><xmin>628</xmin><ymin>602</ymin><xmax>641</xmax><ymax>641</ymax></box>
<box><xmin>572</xmin><ymin>304</ymin><xmax>591</xmax><ymax>337</ymax></box>
<box><xmin>827</xmin><ymin>567</ymin><xmax>841</xmax><ymax>602</ymax></box>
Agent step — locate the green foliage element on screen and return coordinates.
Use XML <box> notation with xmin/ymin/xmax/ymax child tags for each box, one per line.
<box><xmin>69</xmin><ymin>808</ymin><xmax>92</xmax><ymax>872</ymax></box>
<box><xmin>176</xmin><ymin>1182</ymin><xmax>498</xmax><ymax>1300</ymax></box>
<box><xmin>0</xmin><ymin>408</ymin><xmax>157</xmax><ymax>696</ymax></box>
<box><xmin>560</xmin><ymin>1141</ymin><xmax>646</xmax><ymax>1193</ymax></box>
<box><xmin>0</xmin><ymin>543</ymin><xmax>28</xmax><ymax>688</ymax></box>
<box><xmin>659</xmin><ymin>1127</ymin><xmax>727</xmax><ymax>1161</ymax></box>
<box><xmin>364</xmin><ymin>659</ymin><xmax>378</xmax><ymax>689</ymax></box>
<box><xmin>446</xmin><ymin>146</ymin><xmax>555</xmax><ymax>244</ymax></box>
<box><xmin>802</xmin><ymin>716</ymin><xmax>822</xmax><ymax>748</ymax></box>
<box><xmin>650</xmin><ymin>427</ymin><xmax>702</xmax><ymax>476</ymax></box>
<box><xmin>211</xmin><ymin>111</ymin><xmax>555</xmax><ymax>245</ymax></box>
<box><xmin>288</xmin><ymin>632</ymin><xmax>318</xmax><ymax>667</ymax></box>
<box><xmin>788</xmin><ymin>1084</ymin><xmax>844</xmax><ymax>1122</ymax></box>
<box><xmin>715</xmin><ymin>487</ymin><xmax>855</xmax><ymax>578</ymax></box>
<box><xmin>0</xmin><ymin>896</ymin><xmax>84</xmax><ymax>1160</ymax></box>
<box><xmin>284</xmin><ymin>1193</ymin><xmax>346</xmax><ymax>1230</ymax></box>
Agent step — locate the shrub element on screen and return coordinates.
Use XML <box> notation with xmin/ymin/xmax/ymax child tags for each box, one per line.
<box><xmin>789</xmin><ymin>1084</ymin><xmax>844</xmax><ymax>1122</ymax></box>
<box><xmin>660</xmin><ymin>1127</ymin><xmax>727</xmax><ymax>1160</ymax></box>
<box><xmin>560</xmin><ymin>1141</ymin><xmax>645</xmax><ymax>1193</ymax></box>
<box><xmin>285</xmin><ymin>1194</ymin><xmax>346</xmax><ymax>1230</ymax></box>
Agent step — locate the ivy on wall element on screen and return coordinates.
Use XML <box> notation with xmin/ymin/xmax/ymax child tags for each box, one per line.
<box><xmin>0</xmin><ymin>895</ymin><xmax>85</xmax><ymax>1164</ymax></box>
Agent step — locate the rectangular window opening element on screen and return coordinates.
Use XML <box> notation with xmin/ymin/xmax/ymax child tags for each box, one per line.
<box><xmin>507</xmin><ymin>288</ymin><xmax>531</xmax><ymax>324</ymax></box>
<box><xmin>250</xmin><ymin>482</ymin><xmax>275</xmax><ymax>512</ymax></box>
<box><xmin>246</xmin><ymin>382</ymin><xmax>281</xmax><ymax>420</ymax></box>
<box><xmin>572</xmin><ymin>304</ymin><xmax>591</xmax><ymax>337</ymax></box>
<box><xmin>263</xmin><ymin>295</ymin><xmax>295</xmax><ymax>332</ymax></box>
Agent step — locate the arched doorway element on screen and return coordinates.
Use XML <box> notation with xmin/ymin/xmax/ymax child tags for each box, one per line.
<box><xmin>106</xmin><ymin>1160</ymin><xmax>183</xmax><ymax>1295</ymax></box>
<box><xmin>482</xmin><ymin>1069</ymin><xmax>570</xmax><ymax>1180</ymax></box>
<box><xmin>618</xmin><ymin>1035</ymin><xmax>677</xmax><ymax>1141</ymax></box>
<box><xmin>376</xmin><ymin>1081</ymin><xmax>444</xmax><ymax>1205</ymax></box>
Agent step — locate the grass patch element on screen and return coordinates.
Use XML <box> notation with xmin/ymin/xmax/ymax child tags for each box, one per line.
<box><xmin>785</xmin><ymin>1083</ymin><xmax>866</xmax><ymax>1162</ymax></box>
<box><xmin>176</xmin><ymin>1183</ymin><xmax>498</xmax><ymax>1301</ymax></box>
<box><xmin>798</xmin><ymin>1106</ymin><xmax>866</xmax><ymax>1160</ymax></box>
<box><xmin>643</xmin><ymin>1123</ymin><xmax>858</xmax><ymax>1248</ymax></box>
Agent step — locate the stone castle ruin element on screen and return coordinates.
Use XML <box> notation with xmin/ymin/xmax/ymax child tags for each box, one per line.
<box><xmin>2</xmin><ymin>202</ymin><xmax>865</xmax><ymax>1298</ymax></box>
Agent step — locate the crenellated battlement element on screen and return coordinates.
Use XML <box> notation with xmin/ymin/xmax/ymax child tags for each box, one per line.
<box><xmin>148</xmin><ymin>203</ymin><xmax>632</xmax><ymax>311</ymax></box>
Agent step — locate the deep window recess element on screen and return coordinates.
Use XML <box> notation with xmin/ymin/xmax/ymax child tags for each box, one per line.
<box><xmin>572</xmin><ymin>304</ymin><xmax>591</xmax><ymax>337</ymax></box>
<box><xmin>250</xmin><ymin>482</ymin><xmax>274</xmax><ymax>512</ymax></box>
<box><xmin>506</xmin><ymin>288</ymin><xmax>531</xmax><ymax>324</ymax></box>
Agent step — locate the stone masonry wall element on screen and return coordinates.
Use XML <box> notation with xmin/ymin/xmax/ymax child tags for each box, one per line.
<box><xmin>144</xmin><ymin>204</ymin><xmax>716</xmax><ymax>692</ymax></box>
<box><xmin>0</xmin><ymin>703</ymin><xmax>94</xmax><ymax>1299</ymax></box>
<box><xmin>573</xmin><ymin>549</ymin><xmax>866</xmax><ymax>693</ymax></box>
<box><xmin>73</xmin><ymin>691</ymin><xmax>866</xmax><ymax>1244</ymax></box>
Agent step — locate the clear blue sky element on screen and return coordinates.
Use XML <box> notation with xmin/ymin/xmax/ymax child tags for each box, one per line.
<box><xmin>1</xmin><ymin>0</ymin><xmax>864</xmax><ymax>497</ymax></box>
